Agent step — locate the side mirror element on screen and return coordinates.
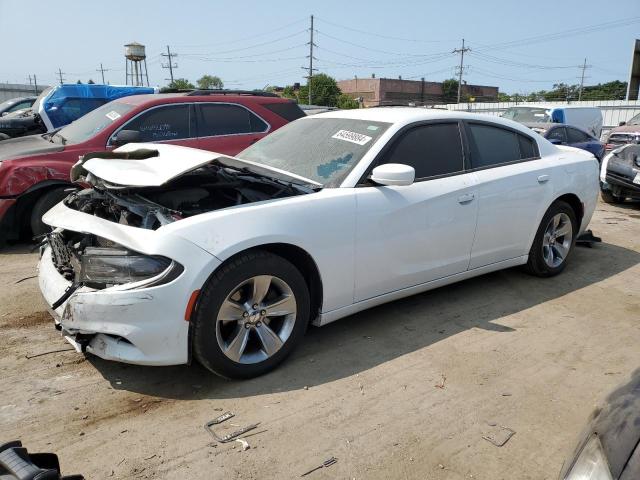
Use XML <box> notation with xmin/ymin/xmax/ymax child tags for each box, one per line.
<box><xmin>619</xmin><ymin>121</ymin><xmax>626</xmax><ymax>127</ymax></box>
<box><xmin>548</xmin><ymin>138</ymin><xmax>563</xmax><ymax>145</ymax></box>
<box><xmin>111</xmin><ymin>129</ymin><xmax>140</xmax><ymax>147</ymax></box>
<box><xmin>370</xmin><ymin>163</ymin><xmax>415</xmax><ymax>186</ymax></box>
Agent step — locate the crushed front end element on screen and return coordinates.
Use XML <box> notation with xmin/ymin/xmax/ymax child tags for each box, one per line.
<box><xmin>38</xmin><ymin>202</ymin><xmax>220</xmax><ymax>366</ymax></box>
<box><xmin>603</xmin><ymin>144</ymin><xmax>640</xmax><ymax>200</ymax></box>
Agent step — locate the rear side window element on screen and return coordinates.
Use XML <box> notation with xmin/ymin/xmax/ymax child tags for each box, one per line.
<box><xmin>124</xmin><ymin>104</ymin><xmax>191</xmax><ymax>142</ymax></box>
<box><xmin>262</xmin><ymin>102</ymin><xmax>306</xmax><ymax>122</ymax></box>
<box><xmin>379</xmin><ymin>123</ymin><xmax>464</xmax><ymax>179</ymax></box>
<box><xmin>547</xmin><ymin>127</ymin><xmax>567</xmax><ymax>144</ymax></box>
<box><xmin>467</xmin><ymin>123</ymin><xmax>537</xmax><ymax>168</ymax></box>
<box><xmin>566</xmin><ymin>127</ymin><xmax>590</xmax><ymax>143</ymax></box>
<box><xmin>197</xmin><ymin>103</ymin><xmax>268</xmax><ymax>136</ymax></box>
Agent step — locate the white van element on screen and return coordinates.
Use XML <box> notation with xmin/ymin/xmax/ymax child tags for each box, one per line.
<box><xmin>501</xmin><ymin>105</ymin><xmax>603</xmax><ymax>138</ymax></box>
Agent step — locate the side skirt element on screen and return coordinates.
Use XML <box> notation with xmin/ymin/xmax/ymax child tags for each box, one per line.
<box><xmin>314</xmin><ymin>256</ymin><xmax>528</xmax><ymax>327</ymax></box>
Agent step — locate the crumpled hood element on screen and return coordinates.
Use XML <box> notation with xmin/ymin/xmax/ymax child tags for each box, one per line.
<box><xmin>80</xmin><ymin>142</ymin><xmax>321</xmax><ymax>188</ymax></box>
<box><xmin>0</xmin><ymin>134</ymin><xmax>64</xmax><ymax>161</ymax></box>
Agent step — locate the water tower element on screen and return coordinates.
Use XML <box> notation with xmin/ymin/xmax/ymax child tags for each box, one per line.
<box><xmin>124</xmin><ymin>42</ymin><xmax>149</xmax><ymax>86</ymax></box>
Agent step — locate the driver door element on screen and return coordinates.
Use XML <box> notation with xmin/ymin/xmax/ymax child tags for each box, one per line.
<box><xmin>354</xmin><ymin>121</ymin><xmax>478</xmax><ymax>302</ymax></box>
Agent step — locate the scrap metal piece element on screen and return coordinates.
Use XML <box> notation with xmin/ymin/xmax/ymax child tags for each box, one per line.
<box><xmin>482</xmin><ymin>426</ymin><xmax>515</xmax><ymax>447</ymax></box>
<box><xmin>204</xmin><ymin>412</ymin><xmax>259</xmax><ymax>444</ymax></box>
<box><xmin>300</xmin><ymin>457</ymin><xmax>337</xmax><ymax>477</ymax></box>
<box><xmin>576</xmin><ymin>229</ymin><xmax>602</xmax><ymax>248</ymax></box>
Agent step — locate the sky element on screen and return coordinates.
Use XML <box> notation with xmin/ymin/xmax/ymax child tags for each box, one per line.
<box><xmin>0</xmin><ymin>0</ymin><xmax>638</xmax><ymax>94</ymax></box>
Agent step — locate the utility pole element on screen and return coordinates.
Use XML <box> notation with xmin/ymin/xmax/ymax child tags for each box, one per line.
<box><xmin>56</xmin><ymin>68</ymin><xmax>65</xmax><ymax>85</ymax></box>
<box><xmin>97</xmin><ymin>63</ymin><xmax>110</xmax><ymax>84</ymax></box>
<box><xmin>578</xmin><ymin>57</ymin><xmax>591</xmax><ymax>101</ymax></box>
<box><xmin>305</xmin><ymin>15</ymin><xmax>317</xmax><ymax>105</ymax></box>
<box><xmin>161</xmin><ymin>45</ymin><xmax>178</xmax><ymax>84</ymax></box>
<box><xmin>453</xmin><ymin>39</ymin><xmax>470</xmax><ymax>104</ymax></box>
<box><xmin>33</xmin><ymin>74</ymin><xmax>38</xmax><ymax>94</ymax></box>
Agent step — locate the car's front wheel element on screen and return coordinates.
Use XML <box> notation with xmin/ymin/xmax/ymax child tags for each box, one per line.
<box><xmin>193</xmin><ymin>250</ymin><xmax>310</xmax><ymax>378</ymax></box>
<box><xmin>600</xmin><ymin>189</ymin><xmax>625</xmax><ymax>204</ymax></box>
<box><xmin>525</xmin><ymin>201</ymin><xmax>577</xmax><ymax>277</ymax></box>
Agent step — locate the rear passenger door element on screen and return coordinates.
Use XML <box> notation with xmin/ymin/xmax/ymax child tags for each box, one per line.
<box><xmin>465</xmin><ymin>121</ymin><xmax>553</xmax><ymax>269</ymax></box>
<box><xmin>195</xmin><ymin>103</ymin><xmax>270</xmax><ymax>155</ymax></box>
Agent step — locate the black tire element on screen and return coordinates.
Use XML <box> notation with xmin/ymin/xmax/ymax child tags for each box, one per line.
<box><xmin>30</xmin><ymin>187</ymin><xmax>73</xmax><ymax>238</ymax></box>
<box><xmin>600</xmin><ymin>189</ymin><xmax>625</xmax><ymax>204</ymax></box>
<box><xmin>193</xmin><ymin>250</ymin><xmax>310</xmax><ymax>379</ymax></box>
<box><xmin>525</xmin><ymin>200</ymin><xmax>578</xmax><ymax>277</ymax></box>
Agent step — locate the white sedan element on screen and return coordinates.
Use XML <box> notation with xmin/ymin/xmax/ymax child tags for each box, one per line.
<box><xmin>38</xmin><ymin>108</ymin><xmax>599</xmax><ymax>378</ymax></box>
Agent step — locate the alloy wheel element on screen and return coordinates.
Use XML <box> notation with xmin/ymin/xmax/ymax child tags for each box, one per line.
<box><xmin>542</xmin><ymin>212</ymin><xmax>573</xmax><ymax>268</ymax></box>
<box><xmin>215</xmin><ymin>275</ymin><xmax>297</xmax><ymax>364</ymax></box>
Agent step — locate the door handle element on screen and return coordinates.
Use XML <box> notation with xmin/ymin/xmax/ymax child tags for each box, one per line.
<box><xmin>457</xmin><ymin>193</ymin><xmax>475</xmax><ymax>204</ymax></box>
<box><xmin>537</xmin><ymin>174</ymin><xmax>550</xmax><ymax>184</ymax></box>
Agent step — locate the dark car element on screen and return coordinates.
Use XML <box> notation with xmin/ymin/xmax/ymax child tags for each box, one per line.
<box><xmin>600</xmin><ymin>144</ymin><xmax>640</xmax><ymax>204</ymax></box>
<box><xmin>603</xmin><ymin>113</ymin><xmax>640</xmax><ymax>153</ymax></box>
<box><xmin>0</xmin><ymin>96</ymin><xmax>36</xmax><ymax>117</ymax></box>
<box><xmin>526</xmin><ymin>122</ymin><xmax>605</xmax><ymax>160</ymax></box>
<box><xmin>0</xmin><ymin>90</ymin><xmax>305</xmax><ymax>244</ymax></box>
<box><xmin>559</xmin><ymin>369</ymin><xmax>640</xmax><ymax>479</ymax></box>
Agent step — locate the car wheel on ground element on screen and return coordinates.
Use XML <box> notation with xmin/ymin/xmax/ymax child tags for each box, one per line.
<box><xmin>0</xmin><ymin>133</ymin><xmax>10</xmax><ymax>141</ymax></box>
<box><xmin>525</xmin><ymin>201</ymin><xmax>577</xmax><ymax>277</ymax></box>
<box><xmin>193</xmin><ymin>250</ymin><xmax>310</xmax><ymax>379</ymax></box>
<box><xmin>30</xmin><ymin>187</ymin><xmax>73</xmax><ymax>239</ymax></box>
<box><xmin>600</xmin><ymin>189</ymin><xmax>625</xmax><ymax>204</ymax></box>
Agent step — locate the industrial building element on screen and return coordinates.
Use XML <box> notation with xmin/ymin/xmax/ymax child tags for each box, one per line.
<box><xmin>338</xmin><ymin>76</ymin><xmax>499</xmax><ymax>107</ymax></box>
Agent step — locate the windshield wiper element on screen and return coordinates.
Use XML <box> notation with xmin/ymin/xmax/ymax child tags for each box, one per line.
<box><xmin>52</xmin><ymin>132</ymin><xmax>67</xmax><ymax>145</ymax></box>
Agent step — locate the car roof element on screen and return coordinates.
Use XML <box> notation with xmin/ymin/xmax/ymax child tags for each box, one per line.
<box><xmin>114</xmin><ymin>93</ymin><xmax>295</xmax><ymax>107</ymax></box>
<box><xmin>310</xmin><ymin>106</ymin><xmax>537</xmax><ymax>133</ymax></box>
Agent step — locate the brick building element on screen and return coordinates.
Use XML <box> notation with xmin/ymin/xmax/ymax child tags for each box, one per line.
<box><xmin>337</xmin><ymin>76</ymin><xmax>499</xmax><ymax>107</ymax></box>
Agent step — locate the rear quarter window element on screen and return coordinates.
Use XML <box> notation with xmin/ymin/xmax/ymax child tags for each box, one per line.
<box><xmin>467</xmin><ymin>122</ymin><xmax>538</xmax><ymax>168</ymax></box>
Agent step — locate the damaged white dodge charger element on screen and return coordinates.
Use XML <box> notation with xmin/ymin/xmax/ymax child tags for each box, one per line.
<box><xmin>38</xmin><ymin>108</ymin><xmax>599</xmax><ymax>378</ymax></box>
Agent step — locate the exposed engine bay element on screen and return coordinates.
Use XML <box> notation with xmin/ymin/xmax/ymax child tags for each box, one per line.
<box><xmin>64</xmin><ymin>163</ymin><xmax>314</xmax><ymax>230</ymax></box>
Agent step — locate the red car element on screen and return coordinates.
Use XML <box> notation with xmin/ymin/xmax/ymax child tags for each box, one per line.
<box><xmin>0</xmin><ymin>91</ymin><xmax>304</xmax><ymax>243</ymax></box>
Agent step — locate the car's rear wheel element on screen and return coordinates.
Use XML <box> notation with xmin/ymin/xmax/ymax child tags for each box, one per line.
<box><xmin>30</xmin><ymin>187</ymin><xmax>73</xmax><ymax>239</ymax></box>
<box><xmin>525</xmin><ymin>201</ymin><xmax>577</xmax><ymax>277</ymax></box>
<box><xmin>600</xmin><ymin>189</ymin><xmax>625</xmax><ymax>204</ymax></box>
<box><xmin>193</xmin><ymin>250</ymin><xmax>310</xmax><ymax>378</ymax></box>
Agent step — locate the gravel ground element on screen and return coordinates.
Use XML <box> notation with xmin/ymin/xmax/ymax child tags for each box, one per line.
<box><xmin>1</xmin><ymin>199</ymin><xmax>639</xmax><ymax>479</ymax></box>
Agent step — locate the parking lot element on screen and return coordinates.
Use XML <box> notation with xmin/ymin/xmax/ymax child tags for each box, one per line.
<box><xmin>0</xmin><ymin>198</ymin><xmax>637</xmax><ymax>479</ymax></box>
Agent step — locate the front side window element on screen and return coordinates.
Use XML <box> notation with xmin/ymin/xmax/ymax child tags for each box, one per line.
<box><xmin>198</xmin><ymin>104</ymin><xmax>267</xmax><ymax>137</ymax></box>
<box><xmin>124</xmin><ymin>104</ymin><xmax>191</xmax><ymax>142</ymax></box>
<box><xmin>467</xmin><ymin>123</ymin><xmax>536</xmax><ymax>168</ymax></box>
<box><xmin>378</xmin><ymin>123</ymin><xmax>464</xmax><ymax>179</ymax></box>
<box><xmin>8</xmin><ymin>100</ymin><xmax>33</xmax><ymax>112</ymax></box>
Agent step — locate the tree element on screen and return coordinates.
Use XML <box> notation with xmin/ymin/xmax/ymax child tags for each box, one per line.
<box><xmin>197</xmin><ymin>75</ymin><xmax>224</xmax><ymax>90</ymax></box>
<box><xmin>337</xmin><ymin>93</ymin><xmax>359</xmax><ymax>109</ymax></box>
<box><xmin>168</xmin><ymin>78</ymin><xmax>195</xmax><ymax>90</ymax></box>
<box><xmin>298</xmin><ymin>73</ymin><xmax>341</xmax><ymax>106</ymax></box>
<box><xmin>281</xmin><ymin>85</ymin><xmax>298</xmax><ymax>100</ymax></box>
<box><xmin>88</xmin><ymin>79</ymin><xmax>95</xmax><ymax>84</ymax></box>
<box><xmin>441</xmin><ymin>78</ymin><xmax>458</xmax><ymax>103</ymax></box>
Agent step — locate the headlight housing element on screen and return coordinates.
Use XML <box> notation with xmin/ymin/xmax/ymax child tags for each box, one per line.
<box><xmin>79</xmin><ymin>247</ymin><xmax>181</xmax><ymax>288</ymax></box>
<box><xmin>564</xmin><ymin>435</ymin><xmax>612</xmax><ymax>480</ymax></box>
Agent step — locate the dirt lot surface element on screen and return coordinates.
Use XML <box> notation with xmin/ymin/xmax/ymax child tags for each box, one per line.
<box><xmin>1</xmin><ymin>199</ymin><xmax>640</xmax><ymax>479</ymax></box>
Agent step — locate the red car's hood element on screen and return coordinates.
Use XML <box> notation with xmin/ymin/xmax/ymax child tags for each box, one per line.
<box><xmin>0</xmin><ymin>134</ymin><xmax>64</xmax><ymax>162</ymax></box>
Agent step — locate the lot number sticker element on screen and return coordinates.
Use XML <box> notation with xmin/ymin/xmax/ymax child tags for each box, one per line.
<box><xmin>105</xmin><ymin>111</ymin><xmax>121</xmax><ymax>121</ymax></box>
<box><xmin>332</xmin><ymin>130</ymin><xmax>372</xmax><ymax>146</ymax></box>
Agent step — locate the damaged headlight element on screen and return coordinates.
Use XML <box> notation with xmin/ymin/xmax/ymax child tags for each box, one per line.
<box><xmin>79</xmin><ymin>247</ymin><xmax>181</xmax><ymax>288</ymax></box>
<box><xmin>563</xmin><ymin>435</ymin><xmax>612</xmax><ymax>480</ymax></box>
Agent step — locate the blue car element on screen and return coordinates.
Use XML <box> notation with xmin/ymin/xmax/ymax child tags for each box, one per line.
<box><xmin>525</xmin><ymin>122</ymin><xmax>605</xmax><ymax>161</ymax></box>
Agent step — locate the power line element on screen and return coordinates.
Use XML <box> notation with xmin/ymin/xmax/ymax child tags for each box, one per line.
<box><xmin>315</xmin><ymin>16</ymin><xmax>454</xmax><ymax>43</ymax></box>
<box><xmin>161</xmin><ymin>45</ymin><xmax>178</xmax><ymax>83</ymax></box>
<box><xmin>453</xmin><ymin>39</ymin><xmax>470</xmax><ymax>103</ymax></box>
<box><xmin>180</xmin><ymin>30</ymin><xmax>307</xmax><ymax>57</ymax></box>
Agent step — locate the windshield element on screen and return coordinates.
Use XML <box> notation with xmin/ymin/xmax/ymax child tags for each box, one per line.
<box><xmin>31</xmin><ymin>87</ymin><xmax>53</xmax><ymax>113</ymax></box>
<box><xmin>58</xmin><ymin>101</ymin><xmax>135</xmax><ymax>144</ymax></box>
<box><xmin>628</xmin><ymin>113</ymin><xmax>640</xmax><ymax>125</ymax></box>
<box><xmin>502</xmin><ymin>107</ymin><xmax>551</xmax><ymax>123</ymax></box>
<box><xmin>237</xmin><ymin>117</ymin><xmax>391</xmax><ymax>186</ymax></box>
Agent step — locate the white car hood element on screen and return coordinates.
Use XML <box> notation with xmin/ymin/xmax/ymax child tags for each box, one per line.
<box><xmin>81</xmin><ymin>142</ymin><xmax>321</xmax><ymax>188</ymax></box>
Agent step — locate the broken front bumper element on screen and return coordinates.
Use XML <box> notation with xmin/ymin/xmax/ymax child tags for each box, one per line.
<box><xmin>37</xmin><ymin>202</ymin><xmax>221</xmax><ymax>366</ymax></box>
